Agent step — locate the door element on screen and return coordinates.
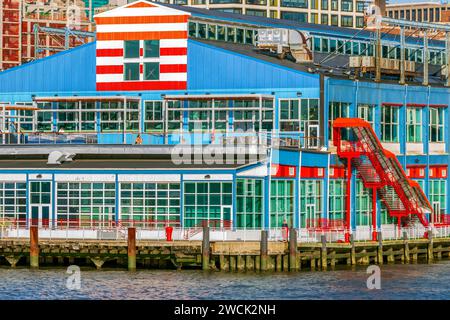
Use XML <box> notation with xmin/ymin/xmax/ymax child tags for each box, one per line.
<box><xmin>307</xmin><ymin>124</ymin><xmax>319</xmax><ymax>149</ymax></box>
<box><xmin>221</xmin><ymin>206</ymin><xmax>232</xmax><ymax>229</ymax></box>
<box><xmin>306</xmin><ymin>204</ymin><xmax>316</xmax><ymax>228</ymax></box>
<box><xmin>30</xmin><ymin>205</ymin><xmax>51</xmax><ymax>228</ymax></box>
<box><xmin>432</xmin><ymin>202</ymin><xmax>441</xmax><ymax>225</ymax></box>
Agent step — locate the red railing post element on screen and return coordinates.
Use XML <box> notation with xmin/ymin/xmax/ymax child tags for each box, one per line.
<box><xmin>372</xmin><ymin>186</ymin><xmax>378</xmax><ymax>241</ymax></box>
<box><xmin>345</xmin><ymin>157</ymin><xmax>352</xmax><ymax>243</ymax></box>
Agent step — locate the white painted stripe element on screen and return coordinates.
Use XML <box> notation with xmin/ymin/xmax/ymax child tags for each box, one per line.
<box><xmin>96</xmin><ymin>23</ymin><xmax>187</xmax><ymax>33</ymax></box>
<box><xmin>160</xmin><ymin>39</ymin><xmax>187</xmax><ymax>48</ymax></box>
<box><xmin>29</xmin><ymin>174</ymin><xmax>52</xmax><ymax>180</ymax></box>
<box><xmin>96</xmin><ymin>56</ymin><xmax>186</xmax><ymax>66</ymax></box>
<box><xmin>96</xmin><ymin>72</ymin><xmax>187</xmax><ymax>82</ymax></box>
<box><xmin>0</xmin><ymin>174</ymin><xmax>26</xmax><ymax>182</ymax></box>
<box><xmin>183</xmin><ymin>174</ymin><xmax>233</xmax><ymax>181</ymax></box>
<box><xmin>95</xmin><ymin>7</ymin><xmax>190</xmax><ymax>18</ymax></box>
<box><xmin>55</xmin><ymin>174</ymin><xmax>116</xmax><ymax>182</ymax></box>
<box><xmin>96</xmin><ymin>40</ymin><xmax>124</xmax><ymax>49</ymax></box>
<box><xmin>118</xmin><ymin>174</ymin><xmax>181</xmax><ymax>182</ymax></box>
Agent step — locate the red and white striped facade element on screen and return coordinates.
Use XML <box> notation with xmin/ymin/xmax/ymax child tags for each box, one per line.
<box><xmin>94</xmin><ymin>1</ymin><xmax>190</xmax><ymax>91</ymax></box>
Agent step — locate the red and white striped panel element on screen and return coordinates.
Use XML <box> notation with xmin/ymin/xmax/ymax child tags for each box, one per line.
<box><xmin>94</xmin><ymin>0</ymin><xmax>190</xmax><ymax>91</ymax></box>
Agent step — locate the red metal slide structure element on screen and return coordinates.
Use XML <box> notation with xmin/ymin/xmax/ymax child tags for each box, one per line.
<box><xmin>333</xmin><ymin>118</ymin><xmax>431</xmax><ymax>242</ymax></box>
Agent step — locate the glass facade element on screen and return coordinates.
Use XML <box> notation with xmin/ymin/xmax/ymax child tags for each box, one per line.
<box><xmin>429</xmin><ymin>107</ymin><xmax>444</xmax><ymax>142</ymax></box>
<box><xmin>236</xmin><ymin>179</ymin><xmax>264</xmax><ymax>228</ymax></box>
<box><xmin>356</xmin><ymin>179</ymin><xmax>372</xmax><ymax>226</ymax></box>
<box><xmin>300</xmin><ymin>180</ymin><xmax>322</xmax><ymax>228</ymax></box>
<box><xmin>279</xmin><ymin>98</ymin><xmax>320</xmax><ymax>132</ymax></box>
<box><xmin>328</xmin><ymin>101</ymin><xmax>350</xmax><ymax>140</ymax></box>
<box><xmin>184</xmin><ymin>182</ymin><xmax>233</xmax><ymax>227</ymax></box>
<box><xmin>406</xmin><ymin>107</ymin><xmax>422</xmax><ymax>143</ymax></box>
<box><xmin>270</xmin><ymin>179</ymin><xmax>295</xmax><ymax>228</ymax></box>
<box><xmin>430</xmin><ymin>179</ymin><xmax>446</xmax><ymax>222</ymax></box>
<box><xmin>328</xmin><ymin>179</ymin><xmax>345</xmax><ymax>223</ymax></box>
<box><xmin>0</xmin><ymin>182</ymin><xmax>26</xmax><ymax>224</ymax></box>
<box><xmin>381</xmin><ymin>105</ymin><xmax>399</xmax><ymax>143</ymax></box>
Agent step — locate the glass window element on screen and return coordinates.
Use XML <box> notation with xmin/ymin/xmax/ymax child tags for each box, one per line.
<box><xmin>341</xmin><ymin>0</ymin><xmax>352</xmax><ymax>12</ymax></box>
<box><xmin>406</xmin><ymin>107</ymin><xmax>422</xmax><ymax>143</ymax></box>
<box><xmin>321</xmin><ymin>0</ymin><xmax>328</xmax><ymax>10</ymax></box>
<box><xmin>300</xmin><ymin>180</ymin><xmax>322</xmax><ymax>228</ymax></box>
<box><xmin>280</xmin><ymin>11</ymin><xmax>308</xmax><ymax>22</ymax></box>
<box><xmin>270</xmin><ymin>180</ymin><xmax>295</xmax><ymax>228</ymax></box>
<box><xmin>331</xmin><ymin>0</ymin><xmax>338</xmax><ymax>10</ymax></box>
<box><xmin>429</xmin><ymin>179</ymin><xmax>446</xmax><ymax>224</ymax></box>
<box><xmin>144</xmin><ymin>40</ymin><xmax>159</xmax><ymax>58</ymax></box>
<box><xmin>341</xmin><ymin>15</ymin><xmax>353</xmax><ymax>27</ymax></box>
<box><xmin>328</xmin><ymin>102</ymin><xmax>350</xmax><ymax>140</ymax></box>
<box><xmin>145</xmin><ymin>101</ymin><xmax>163</xmax><ymax>132</ymax></box>
<box><xmin>124</xmin><ymin>40</ymin><xmax>139</xmax><ymax>58</ymax></box>
<box><xmin>331</xmin><ymin>14</ymin><xmax>338</xmax><ymax>26</ymax></box>
<box><xmin>321</xmin><ymin>14</ymin><xmax>329</xmax><ymax>25</ymax></box>
<box><xmin>246</xmin><ymin>9</ymin><xmax>267</xmax><ymax>16</ymax></box>
<box><xmin>429</xmin><ymin>107</ymin><xmax>445</xmax><ymax>142</ymax></box>
<box><xmin>356</xmin><ymin>1</ymin><xmax>365</xmax><ymax>12</ymax></box>
<box><xmin>280</xmin><ymin>98</ymin><xmax>319</xmax><ymax>134</ymax></box>
<box><xmin>124</xmin><ymin>63</ymin><xmax>140</xmax><ymax>81</ymax></box>
<box><xmin>0</xmin><ymin>182</ymin><xmax>27</xmax><ymax>225</ymax></box>
<box><xmin>329</xmin><ymin>179</ymin><xmax>345</xmax><ymax>224</ymax></box>
<box><xmin>357</xmin><ymin>103</ymin><xmax>375</xmax><ymax>127</ymax></box>
<box><xmin>281</xmin><ymin>0</ymin><xmax>308</xmax><ymax>8</ymax></box>
<box><xmin>381</xmin><ymin>105</ymin><xmax>400</xmax><ymax>143</ymax></box>
<box><xmin>356</xmin><ymin>16</ymin><xmax>364</xmax><ymax>28</ymax></box>
<box><xmin>356</xmin><ymin>179</ymin><xmax>372</xmax><ymax>226</ymax></box>
<box><xmin>144</xmin><ymin>62</ymin><xmax>159</xmax><ymax>81</ymax></box>
<box><xmin>237</xmin><ymin>179</ymin><xmax>264</xmax><ymax>228</ymax></box>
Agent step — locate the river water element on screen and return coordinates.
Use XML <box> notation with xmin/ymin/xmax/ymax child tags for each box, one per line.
<box><xmin>0</xmin><ymin>261</ymin><xmax>449</xmax><ymax>300</ymax></box>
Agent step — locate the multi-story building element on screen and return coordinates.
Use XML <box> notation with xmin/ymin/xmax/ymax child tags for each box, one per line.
<box><xmin>0</xmin><ymin>1</ymin><xmax>448</xmax><ymax>242</ymax></box>
<box><xmin>386</xmin><ymin>0</ymin><xmax>450</xmax><ymax>23</ymax></box>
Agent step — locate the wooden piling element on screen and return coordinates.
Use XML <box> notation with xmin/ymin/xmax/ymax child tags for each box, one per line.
<box><xmin>427</xmin><ymin>231</ymin><xmax>434</xmax><ymax>263</ymax></box>
<box><xmin>30</xmin><ymin>226</ymin><xmax>39</xmax><ymax>268</ymax></box>
<box><xmin>321</xmin><ymin>234</ymin><xmax>327</xmax><ymax>270</ymax></box>
<box><xmin>237</xmin><ymin>255</ymin><xmax>245</xmax><ymax>271</ymax></box>
<box><xmin>202</xmin><ymin>225</ymin><xmax>210</xmax><ymax>270</ymax></box>
<box><xmin>289</xmin><ymin>228</ymin><xmax>298</xmax><ymax>271</ymax></box>
<box><xmin>403</xmin><ymin>231</ymin><xmax>410</xmax><ymax>264</ymax></box>
<box><xmin>377</xmin><ymin>231</ymin><xmax>383</xmax><ymax>265</ymax></box>
<box><xmin>260</xmin><ymin>230</ymin><xmax>268</xmax><ymax>271</ymax></box>
<box><xmin>245</xmin><ymin>255</ymin><xmax>254</xmax><ymax>271</ymax></box>
<box><xmin>350</xmin><ymin>234</ymin><xmax>356</xmax><ymax>265</ymax></box>
<box><xmin>127</xmin><ymin>227</ymin><xmax>136</xmax><ymax>271</ymax></box>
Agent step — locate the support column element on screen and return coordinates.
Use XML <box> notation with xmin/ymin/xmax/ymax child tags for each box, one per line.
<box><xmin>427</xmin><ymin>230</ymin><xmax>434</xmax><ymax>263</ymax></box>
<box><xmin>289</xmin><ymin>228</ymin><xmax>298</xmax><ymax>271</ymax></box>
<box><xmin>30</xmin><ymin>226</ymin><xmax>39</xmax><ymax>268</ymax></box>
<box><xmin>260</xmin><ymin>230</ymin><xmax>268</xmax><ymax>271</ymax></box>
<box><xmin>350</xmin><ymin>234</ymin><xmax>356</xmax><ymax>265</ymax></box>
<box><xmin>128</xmin><ymin>227</ymin><xmax>136</xmax><ymax>271</ymax></box>
<box><xmin>446</xmin><ymin>32</ymin><xmax>450</xmax><ymax>87</ymax></box>
<box><xmin>372</xmin><ymin>187</ymin><xmax>377</xmax><ymax>241</ymax></box>
<box><xmin>399</xmin><ymin>26</ymin><xmax>406</xmax><ymax>85</ymax></box>
<box><xmin>423</xmin><ymin>29</ymin><xmax>429</xmax><ymax>87</ymax></box>
<box><xmin>403</xmin><ymin>231</ymin><xmax>410</xmax><ymax>264</ymax></box>
<box><xmin>320</xmin><ymin>234</ymin><xmax>327</xmax><ymax>270</ymax></box>
<box><xmin>375</xmin><ymin>28</ymin><xmax>382</xmax><ymax>83</ymax></box>
<box><xmin>377</xmin><ymin>231</ymin><xmax>383</xmax><ymax>264</ymax></box>
<box><xmin>345</xmin><ymin>159</ymin><xmax>352</xmax><ymax>243</ymax></box>
<box><xmin>202</xmin><ymin>225</ymin><xmax>210</xmax><ymax>270</ymax></box>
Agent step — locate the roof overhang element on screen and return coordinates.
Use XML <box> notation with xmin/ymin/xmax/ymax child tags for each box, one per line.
<box><xmin>163</xmin><ymin>94</ymin><xmax>274</xmax><ymax>100</ymax></box>
<box><xmin>32</xmin><ymin>96</ymin><xmax>141</xmax><ymax>102</ymax></box>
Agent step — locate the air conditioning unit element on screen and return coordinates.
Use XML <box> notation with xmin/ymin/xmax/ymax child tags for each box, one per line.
<box><xmin>361</xmin><ymin>56</ymin><xmax>375</xmax><ymax>67</ymax></box>
<box><xmin>349</xmin><ymin>56</ymin><xmax>362</xmax><ymax>67</ymax></box>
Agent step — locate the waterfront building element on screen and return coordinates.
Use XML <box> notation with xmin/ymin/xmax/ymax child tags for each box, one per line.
<box><xmin>0</xmin><ymin>0</ymin><xmax>448</xmax><ymax>242</ymax></box>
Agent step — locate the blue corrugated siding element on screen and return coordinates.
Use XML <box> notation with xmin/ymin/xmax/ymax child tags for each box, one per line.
<box><xmin>0</xmin><ymin>42</ymin><xmax>96</xmax><ymax>93</ymax></box>
<box><xmin>188</xmin><ymin>40</ymin><xmax>319</xmax><ymax>90</ymax></box>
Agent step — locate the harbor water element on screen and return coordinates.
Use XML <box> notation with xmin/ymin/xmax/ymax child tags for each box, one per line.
<box><xmin>0</xmin><ymin>261</ymin><xmax>449</xmax><ymax>300</ymax></box>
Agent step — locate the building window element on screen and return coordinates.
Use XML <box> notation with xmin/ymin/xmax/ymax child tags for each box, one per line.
<box><xmin>124</xmin><ymin>63</ymin><xmax>140</xmax><ymax>81</ymax></box>
<box><xmin>184</xmin><ymin>182</ymin><xmax>233</xmax><ymax>228</ymax></box>
<box><xmin>321</xmin><ymin>14</ymin><xmax>329</xmax><ymax>25</ymax></box>
<box><xmin>429</xmin><ymin>107</ymin><xmax>445</xmax><ymax>142</ymax></box>
<box><xmin>270</xmin><ymin>180</ymin><xmax>295</xmax><ymax>228</ymax></box>
<box><xmin>321</xmin><ymin>0</ymin><xmax>328</xmax><ymax>10</ymax></box>
<box><xmin>280</xmin><ymin>11</ymin><xmax>308</xmax><ymax>22</ymax></box>
<box><xmin>329</xmin><ymin>179</ymin><xmax>345</xmax><ymax>224</ymax></box>
<box><xmin>412</xmin><ymin>9</ymin><xmax>416</xmax><ymax>21</ymax></box>
<box><xmin>281</xmin><ymin>0</ymin><xmax>308</xmax><ymax>8</ymax></box>
<box><xmin>246</xmin><ymin>9</ymin><xmax>267</xmax><ymax>16</ymax></box>
<box><xmin>341</xmin><ymin>15</ymin><xmax>353</xmax><ymax>27</ymax></box>
<box><xmin>331</xmin><ymin>0</ymin><xmax>338</xmax><ymax>10</ymax></box>
<box><xmin>144</xmin><ymin>101</ymin><xmax>163</xmax><ymax>132</ymax></box>
<box><xmin>237</xmin><ymin>179</ymin><xmax>264</xmax><ymax>228</ymax></box>
<box><xmin>311</xmin><ymin>0</ymin><xmax>318</xmax><ymax>9</ymax></box>
<box><xmin>310</xmin><ymin>13</ymin><xmax>319</xmax><ymax>23</ymax></box>
<box><xmin>357</xmin><ymin>104</ymin><xmax>375</xmax><ymax>127</ymax></box>
<box><xmin>56</xmin><ymin>102</ymin><xmax>78</xmax><ymax>132</ymax></box>
<box><xmin>124</xmin><ymin>40</ymin><xmax>140</xmax><ymax>58</ymax></box>
<box><xmin>341</xmin><ymin>0</ymin><xmax>352</xmax><ymax>12</ymax></box>
<box><xmin>188</xmin><ymin>21</ymin><xmax>197</xmax><ymax>37</ymax></box>
<box><xmin>246</xmin><ymin>0</ymin><xmax>267</xmax><ymax>4</ymax></box>
<box><xmin>329</xmin><ymin>101</ymin><xmax>350</xmax><ymax>140</ymax></box>
<box><xmin>356</xmin><ymin>1</ymin><xmax>365</xmax><ymax>12</ymax></box>
<box><xmin>300</xmin><ymin>180</ymin><xmax>322</xmax><ymax>228</ymax></box>
<box><xmin>356</xmin><ymin>180</ymin><xmax>372</xmax><ymax>226</ymax></box>
<box><xmin>0</xmin><ymin>182</ymin><xmax>27</xmax><ymax>225</ymax></box>
<box><xmin>280</xmin><ymin>98</ymin><xmax>320</xmax><ymax>134</ymax></box>
<box><xmin>56</xmin><ymin>182</ymin><xmax>115</xmax><ymax>228</ymax></box>
<box><xmin>381</xmin><ymin>105</ymin><xmax>400</xmax><ymax>143</ymax></box>
<box><xmin>331</xmin><ymin>14</ymin><xmax>339</xmax><ymax>25</ymax></box>
<box><xmin>406</xmin><ymin>107</ymin><xmax>422</xmax><ymax>143</ymax></box>
<box><xmin>120</xmin><ymin>182</ymin><xmax>180</xmax><ymax>228</ymax></box>
<box><xmin>429</xmin><ymin>179</ymin><xmax>446</xmax><ymax>224</ymax></box>
<box><xmin>418</xmin><ymin>9</ymin><xmax>422</xmax><ymax>21</ymax></box>
<box><xmin>356</xmin><ymin>16</ymin><xmax>364</xmax><ymax>28</ymax></box>
<box><xmin>424</xmin><ymin>8</ymin><xmax>428</xmax><ymax>21</ymax></box>
<box><xmin>144</xmin><ymin>40</ymin><xmax>159</xmax><ymax>58</ymax></box>
<box><xmin>144</xmin><ymin>62</ymin><xmax>159</xmax><ymax>81</ymax></box>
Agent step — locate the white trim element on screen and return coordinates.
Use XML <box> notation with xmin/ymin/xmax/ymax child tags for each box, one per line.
<box><xmin>29</xmin><ymin>174</ymin><xmax>52</xmax><ymax>180</ymax></box>
<box><xmin>55</xmin><ymin>174</ymin><xmax>116</xmax><ymax>182</ymax></box>
<box><xmin>183</xmin><ymin>174</ymin><xmax>233</xmax><ymax>181</ymax></box>
<box><xmin>0</xmin><ymin>174</ymin><xmax>26</xmax><ymax>182</ymax></box>
<box><xmin>118</xmin><ymin>174</ymin><xmax>181</xmax><ymax>182</ymax></box>
<box><xmin>96</xmin><ymin>23</ymin><xmax>187</xmax><ymax>33</ymax></box>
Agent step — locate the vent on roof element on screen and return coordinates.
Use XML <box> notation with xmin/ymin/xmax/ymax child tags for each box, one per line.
<box><xmin>255</xmin><ymin>28</ymin><xmax>313</xmax><ymax>64</ymax></box>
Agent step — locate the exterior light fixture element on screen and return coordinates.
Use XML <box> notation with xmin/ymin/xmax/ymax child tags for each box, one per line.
<box><xmin>296</xmin><ymin>92</ymin><xmax>302</xmax><ymax>97</ymax></box>
<box><xmin>36</xmin><ymin>174</ymin><xmax>42</xmax><ymax>179</ymax></box>
<box><xmin>204</xmin><ymin>174</ymin><xmax>211</xmax><ymax>179</ymax></box>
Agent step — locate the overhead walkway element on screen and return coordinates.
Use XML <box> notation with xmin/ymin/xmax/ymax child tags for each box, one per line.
<box><xmin>333</xmin><ymin>118</ymin><xmax>431</xmax><ymax>242</ymax></box>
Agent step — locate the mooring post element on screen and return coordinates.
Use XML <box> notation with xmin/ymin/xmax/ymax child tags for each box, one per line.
<box><xmin>320</xmin><ymin>234</ymin><xmax>327</xmax><ymax>270</ymax></box>
<box><xmin>202</xmin><ymin>225</ymin><xmax>210</xmax><ymax>270</ymax></box>
<box><xmin>127</xmin><ymin>227</ymin><xmax>136</xmax><ymax>271</ymax></box>
<box><xmin>260</xmin><ymin>230</ymin><xmax>268</xmax><ymax>271</ymax></box>
<box><xmin>427</xmin><ymin>229</ymin><xmax>434</xmax><ymax>263</ymax></box>
<box><xmin>289</xmin><ymin>228</ymin><xmax>298</xmax><ymax>271</ymax></box>
<box><xmin>30</xmin><ymin>226</ymin><xmax>39</xmax><ymax>268</ymax></box>
<box><xmin>403</xmin><ymin>231</ymin><xmax>410</xmax><ymax>264</ymax></box>
<box><xmin>377</xmin><ymin>231</ymin><xmax>383</xmax><ymax>265</ymax></box>
<box><xmin>350</xmin><ymin>234</ymin><xmax>356</xmax><ymax>265</ymax></box>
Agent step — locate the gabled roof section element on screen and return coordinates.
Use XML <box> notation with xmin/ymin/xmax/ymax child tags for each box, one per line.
<box><xmin>94</xmin><ymin>0</ymin><xmax>190</xmax><ymax>19</ymax></box>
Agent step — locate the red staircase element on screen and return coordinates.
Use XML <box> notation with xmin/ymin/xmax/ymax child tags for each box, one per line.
<box><xmin>332</xmin><ymin>118</ymin><xmax>431</xmax><ymax>240</ymax></box>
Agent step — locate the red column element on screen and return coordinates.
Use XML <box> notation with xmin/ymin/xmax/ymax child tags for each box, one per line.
<box><xmin>345</xmin><ymin>159</ymin><xmax>352</xmax><ymax>243</ymax></box>
<box><xmin>372</xmin><ymin>187</ymin><xmax>377</xmax><ymax>241</ymax></box>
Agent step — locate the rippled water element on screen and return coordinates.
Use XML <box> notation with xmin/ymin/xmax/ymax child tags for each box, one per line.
<box><xmin>0</xmin><ymin>261</ymin><xmax>449</xmax><ymax>300</ymax></box>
